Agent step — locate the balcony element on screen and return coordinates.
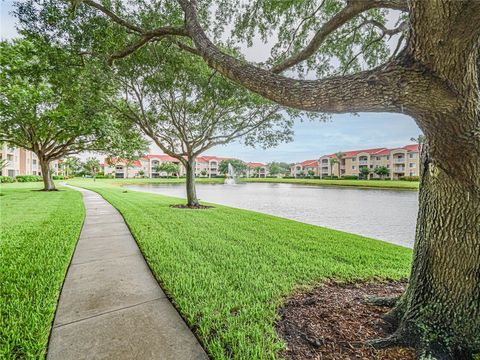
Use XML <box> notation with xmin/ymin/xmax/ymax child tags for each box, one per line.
<box><xmin>393</xmin><ymin>166</ymin><xmax>405</xmax><ymax>172</ymax></box>
<box><xmin>359</xmin><ymin>160</ymin><xmax>368</xmax><ymax>165</ymax></box>
<box><xmin>393</xmin><ymin>158</ymin><xmax>405</xmax><ymax>163</ymax></box>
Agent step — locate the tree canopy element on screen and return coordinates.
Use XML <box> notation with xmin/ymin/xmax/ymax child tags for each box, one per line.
<box><xmin>0</xmin><ymin>37</ymin><xmax>145</xmax><ymax>190</ymax></box>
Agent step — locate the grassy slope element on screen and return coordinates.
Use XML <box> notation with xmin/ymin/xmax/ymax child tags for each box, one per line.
<box><xmin>68</xmin><ymin>179</ymin><xmax>412</xmax><ymax>359</ymax></box>
<box><xmin>0</xmin><ymin>183</ymin><xmax>84</xmax><ymax>359</ymax></box>
<box><xmin>83</xmin><ymin>177</ymin><xmax>418</xmax><ymax>190</ymax></box>
<box><xmin>242</xmin><ymin>177</ymin><xmax>419</xmax><ymax>189</ymax></box>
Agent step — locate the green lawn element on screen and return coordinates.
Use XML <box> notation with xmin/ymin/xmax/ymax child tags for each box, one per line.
<box><xmin>67</xmin><ymin>178</ymin><xmax>412</xmax><ymax>359</ymax></box>
<box><xmin>242</xmin><ymin>177</ymin><xmax>419</xmax><ymax>189</ymax></box>
<box><xmin>0</xmin><ymin>183</ymin><xmax>84</xmax><ymax>359</ymax></box>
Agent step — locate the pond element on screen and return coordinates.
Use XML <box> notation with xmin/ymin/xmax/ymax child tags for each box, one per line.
<box><xmin>125</xmin><ymin>182</ymin><xmax>418</xmax><ymax>248</ymax></box>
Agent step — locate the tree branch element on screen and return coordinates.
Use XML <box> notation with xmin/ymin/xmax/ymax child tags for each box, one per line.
<box><xmin>271</xmin><ymin>0</ymin><xmax>408</xmax><ymax>74</ymax></box>
<box><xmin>177</xmin><ymin>0</ymin><xmax>438</xmax><ymax>115</ymax></box>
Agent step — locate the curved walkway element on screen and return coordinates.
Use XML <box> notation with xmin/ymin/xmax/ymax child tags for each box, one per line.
<box><xmin>47</xmin><ymin>185</ymin><xmax>208</xmax><ymax>360</ymax></box>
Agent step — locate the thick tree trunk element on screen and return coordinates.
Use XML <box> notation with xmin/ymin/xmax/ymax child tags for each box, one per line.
<box><xmin>185</xmin><ymin>158</ymin><xmax>199</xmax><ymax>207</ymax></box>
<box><xmin>384</xmin><ymin>142</ymin><xmax>480</xmax><ymax>359</ymax></box>
<box><xmin>39</xmin><ymin>157</ymin><xmax>56</xmax><ymax>191</ymax></box>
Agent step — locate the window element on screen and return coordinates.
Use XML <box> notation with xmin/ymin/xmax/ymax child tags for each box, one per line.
<box><xmin>370</xmin><ymin>165</ymin><xmax>373</xmax><ymax>168</ymax></box>
<box><xmin>7</xmin><ymin>154</ymin><xmax>13</xmax><ymax>161</ymax></box>
<box><xmin>409</xmin><ymin>153</ymin><xmax>417</xmax><ymax>159</ymax></box>
<box><xmin>352</xmin><ymin>157</ymin><xmax>356</xmax><ymax>162</ymax></box>
<box><xmin>409</xmin><ymin>163</ymin><xmax>416</xmax><ymax>168</ymax></box>
<box><xmin>387</xmin><ymin>164</ymin><xmax>390</xmax><ymax>168</ymax></box>
<box><xmin>33</xmin><ymin>171</ymin><xmax>37</xmax><ymax>175</ymax></box>
<box><xmin>33</xmin><ymin>159</ymin><xmax>37</xmax><ymax>165</ymax></box>
<box><xmin>352</xmin><ymin>165</ymin><xmax>356</xmax><ymax>170</ymax></box>
<box><xmin>386</xmin><ymin>156</ymin><xmax>390</xmax><ymax>160</ymax></box>
<box><xmin>376</xmin><ymin>156</ymin><xmax>381</xmax><ymax>160</ymax></box>
<box><xmin>8</xmin><ymin>170</ymin><xmax>15</xmax><ymax>177</ymax></box>
<box><xmin>115</xmin><ymin>166</ymin><xmax>123</xmax><ymax>170</ymax></box>
<box><xmin>410</xmin><ymin>172</ymin><xmax>416</xmax><ymax>176</ymax></box>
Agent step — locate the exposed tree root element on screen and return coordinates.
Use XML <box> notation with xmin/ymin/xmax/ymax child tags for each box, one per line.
<box><xmin>367</xmin><ymin>334</ymin><xmax>406</xmax><ymax>349</ymax></box>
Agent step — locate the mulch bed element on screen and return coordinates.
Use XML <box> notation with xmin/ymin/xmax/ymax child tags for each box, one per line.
<box><xmin>277</xmin><ymin>281</ymin><xmax>415</xmax><ymax>360</ymax></box>
<box><xmin>170</xmin><ymin>204</ymin><xmax>214</xmax><ymax>209</ymax></box>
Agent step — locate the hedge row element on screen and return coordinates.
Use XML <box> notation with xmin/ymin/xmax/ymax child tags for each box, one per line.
<box><xmin>0</xmin><ymin>175</ymin><xmax>73</xmax><ymax>183</ymax></box>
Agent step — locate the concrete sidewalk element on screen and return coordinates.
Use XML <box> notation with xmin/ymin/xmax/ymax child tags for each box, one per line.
<box><xmin>47</xmin><ymin>185</ymin><xmax>208</xmax><ymax>360</ymax></box>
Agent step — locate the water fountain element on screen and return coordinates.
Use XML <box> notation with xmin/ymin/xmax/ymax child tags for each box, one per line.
<box><xmin>224</xmin><ymin>163</ymin><xmax>236</xmax><ymax>185</ymax></box>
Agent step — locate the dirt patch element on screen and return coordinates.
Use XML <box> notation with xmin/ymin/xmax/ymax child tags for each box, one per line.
<box><xmin>170</xmin><ymin>204</ymin><xmax>214</xmax><ymax>209</ymax></box>
<box><xmin>277</xmin><ymin>281</ymin><xmax>415</xmax><ymax>360</ymax></box>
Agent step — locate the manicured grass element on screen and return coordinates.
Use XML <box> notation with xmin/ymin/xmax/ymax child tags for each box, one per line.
<box><xmin>0</xmin><ymin>183</ymin><xmax>84</xmax><ymax>359</ymax></box>
<box><xmin>79</xmin><ymin>176</ymin><xmax>419</xmax><ymax>190</ymax></box>
<box><xmin>242</xmin><ymin>177</ymin><xmax>419</xmax><ymax>190</ymax></box>
<box><xmin>68</xmin><ymin>178</ymin><xmax>412</xmax><ymax>359</ymax></box>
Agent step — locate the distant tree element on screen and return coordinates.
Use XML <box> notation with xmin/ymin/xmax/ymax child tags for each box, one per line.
<box><xmin>359</xmin><ymin>166</ymin><xmax>371</xmax><ymax>180</ymax></box>
<box><xmin>297</xmin><ymin>170</ymin><xmax>305</xmax><ymax>178</ymax></box>
<box><xmin>137</xmin><ymin>170</ymin><xmax>145</xmax><ymax>178</ymax></box>
<box><xmin>307</xmin><ymin>169</ymin><xmax>315</xmax><ymax>178</ymax></box>
<box><xmin>267</xmin><ymin>162</ymin><xmax>287</xmax><ymax>177</ymax></box>
<box><xmin>200</xmin><ymin>169</ymin><xmax>208</xmax><ymax>177</ymax></box>
<box><xmin>84</xmin><ymin>158</ymin><xmax>101</xmax><ymax>179</ymax></box>
<box><xmin>219</xmin><ymin>159</ymin><xmax>247</xmax><ymax>176</ymax></box>
<box><xmin>62</xmin><ymin>156</ymin><xmax>81</xmax><ymax>177</ymax></box>
<box><xmin>374</xmin><ymin>166</ymin><xmax>390</xmax><ymax>180</ymax></box>
<box><xmin>410</xmin><ymin>134</ymin><xmax>426</xmax><ymax>152</ymax></box>
<box><xmin>155</xmin><ymin>162</ymin><xmax>179</xmax><ymax>178</ymax></box>
<box><xmin>0</xmin><ymin>38</ymin><xmax>143</xmax><ymax>191</ymax></box>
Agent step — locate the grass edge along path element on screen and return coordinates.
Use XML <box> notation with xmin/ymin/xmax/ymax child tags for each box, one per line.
<box><xmin>68</xmin><ymin>179</ymin><xmax>412</xmax><ymax>359</ymax></box>
<box><xmin>0</xmin><ymin>183</ymin><xmax>84</xmax><ymax>359</ymax></box>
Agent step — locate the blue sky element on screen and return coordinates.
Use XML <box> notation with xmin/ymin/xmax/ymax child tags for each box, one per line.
<box><xmin>0</xmin><ymin>1</ymin><xmax>421</xmax><ymax>163</ymax></box>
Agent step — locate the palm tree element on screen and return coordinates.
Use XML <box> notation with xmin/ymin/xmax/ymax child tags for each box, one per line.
<box><xmin>329</xmin><ymin>158</ymin><xmax>338</xmax><ymax>177</ymax></box>
<box><xmin>410</xmin><ymin>134</ymin><xmax>426</xmax><ymax>151</ymax></box>
<box><xmin>335</xmin><ymin>152</ymin><xmax>345</xmax><ymax>178</ymax></box>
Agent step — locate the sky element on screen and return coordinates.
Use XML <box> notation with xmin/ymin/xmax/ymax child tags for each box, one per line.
<box><xmin>0</xmin><ymin>1</ymin><xmax>422</xmax><ymax>163</ymax></box>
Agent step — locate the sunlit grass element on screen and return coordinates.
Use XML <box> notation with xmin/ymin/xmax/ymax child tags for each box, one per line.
<box><xmin>0</xmin><ymin>183</ymin><xmax>84</xmax><ymax>359</ymax></box>
<box><xmin>68</xmin><ymin>179</ymin><xmax>412</xmax><ymax>359</ymax></box>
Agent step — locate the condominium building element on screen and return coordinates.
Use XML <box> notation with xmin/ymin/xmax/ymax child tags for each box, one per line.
<box><xmin>102</xmin><ymin>155</ymin><xmax>231</xmax><ymax>179</ymax></box>
<box><xmin>290</xmin><ymin>159</ymin><xmax>320</xmax><ymax>177</ymax></box>
<box><xmin>317</xmin><ymin>144</ymin><xmax>421</xmax><ymax>179</ymax></box>
<box><xmin>0</xmin><ymin>145</ymin><xmax>60</xmax><ymax>177</ymax></box>
<box><xmin>245</xmin><ymin>162</ymin><xmax>268</xmax><ymax>178</ymax></box>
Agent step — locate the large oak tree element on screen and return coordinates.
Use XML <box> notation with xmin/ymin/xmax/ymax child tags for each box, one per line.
<box><xmin>15</xmin><ymin>0</ymin><xmax>480</xmax><ymax>358</ymax></box>
<box><xmin>0</xmin><ymin>38</ymin><xmax>145</xmax><ymax>190</ymax></box>
<box><xmin>112</xmin><ymin>43</ymin><xmax>294</xmax><ymax>207</ymax></box>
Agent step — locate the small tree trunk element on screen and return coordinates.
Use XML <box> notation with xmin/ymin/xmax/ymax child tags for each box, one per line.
<box><xmin>385</xmin><ymin>143</ymin><xmax>480</xmax><ymax>359</ymax></box>
<box><xmin>185</xmin><ymin>157</ymin><xmax>199</xmax><ymax>207</ymax></box>
<box><xmin>39</xmin><ymin>157</ymin><xmax>56</xmax><ymax>191</ymax></box>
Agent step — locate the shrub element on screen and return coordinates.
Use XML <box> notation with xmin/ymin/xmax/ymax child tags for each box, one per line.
<box><xmin>322</xmin><ymin>175</ymin><xmax>339</xmax><ymax>180</ymax></box>
<box><xmin>15</xmin><ymin>175</ymin><xmax>43</xmax><ymax>182</ymax></box>
<box><xmin>0</xmin><ymin>176</ymin><xmax>15</xmax><ymax>183</ymax></box>
<box><xmin>399</xmin><ymin>176</ymin><xmax>419</xmax><ymax>181</ymax></box>
<box><xmin>94</xmin><ymin>174</ymin><xmax>114</xmax><ymax>179</ymax></box>
<box><xmin>341</xmin><ymin>175</ymin><xmax>359</xmax><ymax>180</ymax></box>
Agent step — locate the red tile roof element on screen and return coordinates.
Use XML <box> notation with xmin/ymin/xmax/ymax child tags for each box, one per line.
<box><xmin>144</xmin><ymin>154</ymin><xmax>179</xmax><ymax>162</ymax></box>
<box><xmin>196</xmin><ymin>156</ymin><xmax>230</xmax><ymax>163</ymax></box>
<box><xmin>247</xmin><ymin>162</ymin><xmax>266</xmax><ymax>168</ymax></box>
<box><xmin>105</xmin><ymin>158</ymin><xmax>143</xmax><ymax>167</ymax></box>
<box><xmin>299</xmin><ymin>159</ymin><xmax>319</xmax><ymax>167</ymax></box>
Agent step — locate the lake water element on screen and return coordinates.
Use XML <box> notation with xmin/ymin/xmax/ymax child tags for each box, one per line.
<box><xmin>125</xmin><ymin>183</ymin><xmax>418</xmax><ymax>248</ymax></box>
